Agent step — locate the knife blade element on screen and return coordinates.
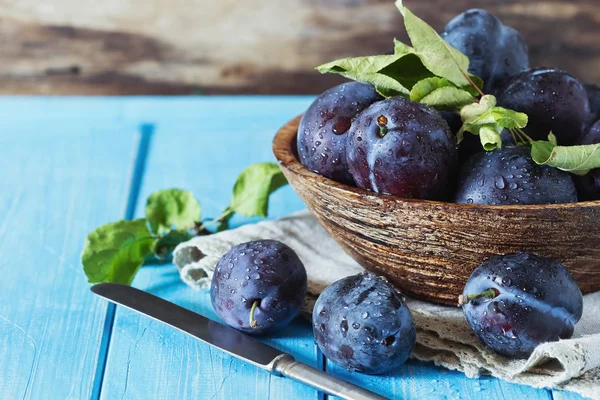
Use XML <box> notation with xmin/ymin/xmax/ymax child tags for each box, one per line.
<box><xmin>91</xmin><ymin>283</ymin><xmax>388</xmax><ymax>400</ymax></box>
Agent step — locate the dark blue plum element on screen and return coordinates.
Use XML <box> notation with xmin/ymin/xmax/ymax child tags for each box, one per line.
<box><xmin>584</xmin><ymin>84</ymin><xmax>600</xmax><ymax>125</ymax></box>
<box><xmin>455</xmin><ymin>146</ymin><xmax>577</xmax><ymax>205</ymax></box>
<box><xmin>460</xmin><ymin>252</ymin><xmax>583</xmax><ymax>359</ymax></box>
<box><xmin>458</xmin><ymin>130</ymin><xmax>514</xmax><ymax>165</ymax></box>
<box><xmin>313</xmin><ymin>272</ymin><xmax>415</xmax><ymax>375</ymax></box>
<box><xmin>297</xmin><ymin>82</ymin><xmax>382</xmax><ymax>184</ymax></box>
<box><xmin>346</xmin><ymin>97</ymin><xmax>457</xmax><ymax>200</ymax></box>
<box><xmin>574</xmin><ymin>120</ymin><xmax>600</xmax><ymax>200</ymax></box>
<box><xmin>210</xmin><ymin>240</ymin><xmax>307</xmax><ymax>335</ymax></box>
<box><xmin>440</xmin><ymin>111</ymin><xmax>462</xmax><ymax>135</ymax></box>
<box><xmin>441</xmin><ymin>9</ymin><xmax>528</xmax><ymax>93</ymax></box>
<box><xmin>496</xmin><ymin>68</ymin><xmax>590</xmax><ymax>145</ymax></box>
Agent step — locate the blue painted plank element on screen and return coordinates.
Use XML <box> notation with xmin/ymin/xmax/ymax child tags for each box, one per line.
<box><xmin>100</xmin><ymin>98</ymin><xmax>318</xmax><ymax>400</ymax></box>
<box><xmin>553</xmin><ymin>389</ymin><xmax>590</xmax><ymax>400</ymax></box>
<box><xmin>0</xmin><ymin>111</ymin><xmax>138</xmax><ymax>399</ymax></box>
<box><xmin>326</xmin><ymin>359</ymin><xmax>554</xmax><ymax>400</ymax></box>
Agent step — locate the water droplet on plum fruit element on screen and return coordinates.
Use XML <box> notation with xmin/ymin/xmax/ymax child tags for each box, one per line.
<box><xmin>340</xmin><ymin>318</ymin><xmax>348</xmax><ymax>337</ymax></box>
<box><xmin>495</xmin><ymin>175</ymin><xmax>506</xmax><ymax>189</ymax></box>
<box><xmin>332</xmin><ymin>118</ymin><xmax>351</xmax><ymax>135</ymax></box>
<box><xmin>362</xmin><ymin>312</ymin><xmax>369</xmax><ymax>319</ymax></box>
<box><xmin>352</xmin><ymin>322</ymin><xmax>360</xmax><ymax>329</ymax></box>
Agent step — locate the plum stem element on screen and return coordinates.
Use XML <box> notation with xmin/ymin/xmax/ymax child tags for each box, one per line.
<box><xmin>249</xmin><ymin>300</ymin><xmax>260</xmax><ymax>329</ymax></box>
<box><xmin>458</xmin><ymin>288</ymin><xmax>498</xmax><ymax>306</ymax></box>
<box><xmin>376</xmin><ymin>115</ymin><xmax>389</xmax><ymax>137</ymax></box>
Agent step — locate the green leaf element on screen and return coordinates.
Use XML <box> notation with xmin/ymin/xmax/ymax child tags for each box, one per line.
<box><xmin>462</xmin><ymin>107</ymin><xmax>527</xmax><ymax>135</ymax></box>
<box><xmin>229</xmin><ymin>163</ymin><xmax>288</xmax><ymax>217</ymax></box>
<box><xmin>460</xmin><ymin>95</ymin><xmax>496</xmax><ymax>122</ymax></box>
<box><xmin>316</xmin><ymin>53</ymin><xmax>433</xmax><ymax>98</ymax></box>
<box><xmin>82</xmin><ymin>219</ymin><xmax>157</xmax><ymax>284</ymax></box>
<box><xmin>548</xmin><ymin>132</ymin><xmax>558</xmax><ymax>146</ymax></box>
<box><xmin>490</xmin><ymin>108</ymin><xmax>528</xmax><ymax>129</ymax></box>
<box><xmin>419</xmin><ymin>86</ymin><xmax>474</xmax><ymax>111</ymax></box>
<box><xmin>469</xmin><ymin>75</ymin><xmax>484</xmax><ymax>89</ymax></box>
<box><xmin>410</xmin><ymin>77</ymin><xmax>454</xmax><ymax>102</ymax></box>
<box><xmin>317</xmin><ymin>55</ymin><xmax>409</xmax><ymax>96</ymax></box>
<box><xmin>464</xmin><ymin>75</ymin><xmax>484</xmax><ymax>96</ymax></box>
<box><xmin>458</xmin><ymin>100</ymin><xmax>527</xmax><ymax>149</ymax></box>
<box><xmin>145</xmin><ymin>189</ymin><xmax>201</xmax><ymax>234</ymax></box>
<box><xmin>396</xmin><ymin>0</ymin><xmax>470</xmax><ymax>87</ymax></box>
<box><xmin>393</xmin><ymin>39</ymin><xmax>414</xmax><ymax>55</ymax></box>
<box><xmin>530</xmin><ymin>141</ymin><xmax>600</xmax><ymax>176</ymax></box>
<box><xmin>154</xmin><ymin>230</ymin><xmax>192</xmax><ymax>259</ymax></box>
<box><xmin>479</xmin><ymin>125</ymin><xmax>503</xmax><ymax>151</ymax></box>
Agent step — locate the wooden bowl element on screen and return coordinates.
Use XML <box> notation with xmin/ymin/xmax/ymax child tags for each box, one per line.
<box><xmin>273</xmin><ymin>115</ymin><xmax>600</xmax><ymax>305</ymax></box>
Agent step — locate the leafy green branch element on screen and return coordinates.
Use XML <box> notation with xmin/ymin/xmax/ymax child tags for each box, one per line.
<box><xmin>81</xmin><ymin>162</ymin><xmax>288</xmax><ymax>285</ymax></box>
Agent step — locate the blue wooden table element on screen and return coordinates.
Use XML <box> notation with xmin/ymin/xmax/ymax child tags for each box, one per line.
<box><xmin>0</xmin><ymin>97</ymin><xmax>587</xmax><ymax>400</ymax></box>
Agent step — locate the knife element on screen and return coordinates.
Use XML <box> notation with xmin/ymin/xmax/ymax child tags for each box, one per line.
<box><xmin>91</xmin><ymin>283</ymin><xmax>388</xmax><ymax>400</ymax></box>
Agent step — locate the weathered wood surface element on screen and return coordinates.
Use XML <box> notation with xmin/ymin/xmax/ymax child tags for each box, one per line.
<box><xmin>0</xmin><ymin>0</ymin><xmax>598</xmax><ymax>94</ymax></box>
<box><xmin>274</xmin><ymin>116</ymin><xmax>600</xmax><ymax>305</ymax></box>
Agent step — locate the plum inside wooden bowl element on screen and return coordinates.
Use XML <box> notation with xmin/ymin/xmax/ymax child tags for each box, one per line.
<box><xmin>273</xmin><ymin>115</ymin><xmax>600</xmax><ymax>305</ymax></box>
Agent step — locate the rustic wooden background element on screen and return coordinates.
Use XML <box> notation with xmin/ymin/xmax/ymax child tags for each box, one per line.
<box><xmin>0</xmin><ymin>0</ymin><xmax>598</xmax><ymax>95</ymax></box>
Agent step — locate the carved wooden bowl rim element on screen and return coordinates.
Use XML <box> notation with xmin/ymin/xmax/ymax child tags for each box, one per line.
<box><xmin>273</xmin><ymin>115</ymin><xmax>600</xmax><ymax>211</ymax></box>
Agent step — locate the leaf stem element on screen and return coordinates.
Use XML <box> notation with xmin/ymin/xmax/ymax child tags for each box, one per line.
<box><xmin>462</xmin><ymin>71</ymin><xmax>485</xmax><ymax>97</ymax></box>
<box><xmin>196</xmin><ymin>208</ymin><xmax>233</xmax><ymax>232</ymax></box>
<box><xmin>508</xmin><ymin>128</ymin><xmax>534</xmax><ymax>146</ymax></box>
<box><xmin>249</xmin><ymin>300</ymin><xmax>260</xmax><ymax>329</ymax></box>
<box><xmin>458</xmin><ymin>288</ymin><xmax>498</xmax><ymax>306</ymax></box>
<box><xmin>509</xmin><ymin>129</ymin><xmax>518</xmax><ymax>146</ymax></box>
<box><xmin>516</xmin><ymin>128</ymin><xmax>534</xmax><ymax>143</ymax></box>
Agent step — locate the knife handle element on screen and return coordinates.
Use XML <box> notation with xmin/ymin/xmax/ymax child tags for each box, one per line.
<box><xmin>272</xmin><ymin>355</ymin><xmax>388</xmax><ymax>400</ymax></box>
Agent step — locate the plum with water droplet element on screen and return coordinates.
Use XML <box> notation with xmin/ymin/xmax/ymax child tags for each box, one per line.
<box><xmin>574</xmin><ymin>120</ymin><xmax>600</xmax><ymax>200</ymax></box>
<box><xmin>210</xmin><ymin>240</ymin><xmax>307</xmax><ymax>334</ymax></box>
<box><xmin>313</xmin><ymin>272</ymin><xmax>415</xmax><ymax>374</ymax></box>
<box><xmin>297</xmin><ymin>82</ymin><xmax>382</xmax><ymax>184</ymax></box>
<box><xmin>346</xmin><ymin>97</ymin><xmax>457</xmax><ymax>199</ymax></box>
<box><xmin>584</xmin><ymin>83</ymin><xmax>600</xmax><ymax>125</ymax></box>
<box><xmin>458</xmin><ymin>129</ymin><xmax>514</xmax><ymax>165</ymax></box>
<box><xmin>455</xmin><ymin>146</ymin><xmax>577</xmax><ymax>205</ymax></box>
<box><xmin>459</xmin><ymin>252</ymin><xmax>583</xmax><ymax>359</ymax></box>
<box><xmin>441</xmin><ymin>9</ymin><xmax>529</xmax><ymax>92</ymax></box>
<box><xmin>495</xmin><ymin>68</ymin><xmax>590</xmax><ymax>145</ymax></box>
